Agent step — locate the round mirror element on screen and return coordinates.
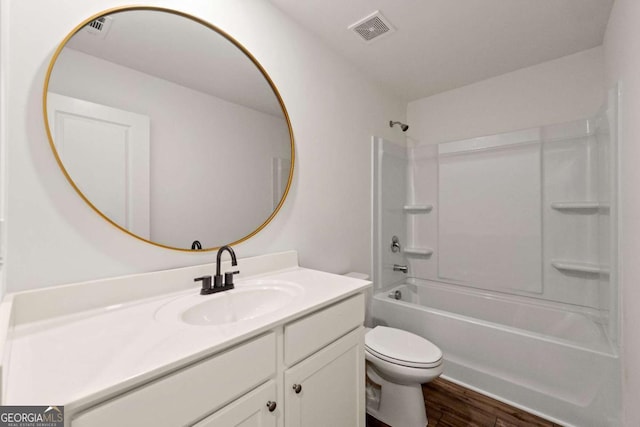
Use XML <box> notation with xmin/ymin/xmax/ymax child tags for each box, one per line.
<box><xmin>43</xmin><ymin>6</ymin><xmax>294</xmax><ymax>251</ymax></box>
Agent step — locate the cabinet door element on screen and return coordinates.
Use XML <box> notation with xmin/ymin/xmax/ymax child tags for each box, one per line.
<box><xmin>284</xmin><ymin>327</ymin><xmax>364</xmax><ymax>427</ymax></box>
<box><xmin>193</xmin><ymin>381</ymin><xmax>278</xmax><ymax>427</ymax></box>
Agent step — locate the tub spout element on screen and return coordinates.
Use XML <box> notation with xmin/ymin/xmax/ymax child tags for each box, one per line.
<box><xmin>393</xmin><ymin>264</ymin><xmax>408</xmax><ymax>273</ymax></box>
<box><xmin>389</xmin><ymin>290</ymin><xmax>402</xmax><ymax>300</ymax></box>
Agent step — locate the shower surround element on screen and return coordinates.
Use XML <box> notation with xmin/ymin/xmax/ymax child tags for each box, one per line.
<box><xmin>371</xmin><ymin>91</ymin><xmax>619</xmax><ymax>426</ymax></box>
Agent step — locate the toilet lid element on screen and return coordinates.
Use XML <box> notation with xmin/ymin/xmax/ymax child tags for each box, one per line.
<box><xmin>365</xmin><ymin>326</ymin><xmax>443</xmax><ymax>368</ymax></box>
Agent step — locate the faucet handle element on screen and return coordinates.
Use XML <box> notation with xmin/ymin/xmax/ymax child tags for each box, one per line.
<box><xmin>391</xmin><ymin>236</ymin><xmax>401</xmax><ymax>253</ymax></box>
<box><xmin>224</xmin><ymin>270</ymin><xmax>240</xmax><ymax>287</ymax></box>
<box><xmin>195</xmin><ymin>275</ymin><xmax>213</xmax><ymax>294</ymax></box>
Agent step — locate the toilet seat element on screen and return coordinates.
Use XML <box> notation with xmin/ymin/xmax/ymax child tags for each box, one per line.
<box><xmin>366</xmin><ymin>326</ymin><xmax>442</xmax><ymax>368</ymax></box>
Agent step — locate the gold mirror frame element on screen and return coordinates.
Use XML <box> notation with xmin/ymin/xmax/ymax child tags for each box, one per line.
<box><xmin>43</xmin><ymin>6</ymin><xmax>295</xmax><ymax>252</ymax></box>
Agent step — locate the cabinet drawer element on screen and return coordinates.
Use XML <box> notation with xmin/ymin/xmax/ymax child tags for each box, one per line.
<box><xmin>72</xmin><ymin>333</ymin><xmax>276</xmax><ymax>427</ymax></box>
<box><xmin>192</xmin><ymin>380</ymin><xmax>277</xmax><ymax>427</ymax></box>
<box><xmin>284</xmin><ymin>293</ymin><xmax>364</xmax><ymax>366</ymax></box>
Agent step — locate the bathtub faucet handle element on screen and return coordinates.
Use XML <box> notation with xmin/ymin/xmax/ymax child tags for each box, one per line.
<box><xmin>393</xmin><ymin>264</ymin><xmax>408</xmax><ymax>273</ymax></box>
<box><xmin>391</xmin><ymin>236</ymin><xmax>401</xmax><ymax>253</ymax></box>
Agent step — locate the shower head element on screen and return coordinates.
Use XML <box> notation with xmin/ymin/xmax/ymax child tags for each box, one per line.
<box><xmin>389</xmin><ymin>120</ymin><xmax>409</xmax><ymax>132</ymax></box>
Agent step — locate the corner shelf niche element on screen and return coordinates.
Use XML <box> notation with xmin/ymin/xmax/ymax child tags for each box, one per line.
<box><xmin>551</xmin><ymin>260</ymin><xmax>610</xmax><ymax>275</ymax></box>
<box><xmin>404</xmin><ymin>247</ymin><xmax>434</xmax><ymax>257</ymax></box>
<box><xmin>403</xmin><ymin>204</ymin><xmax>433</xmax><ymax>213</ymax></box>
<box><xmin>550</xmin><ymin>201</ymin><xmax>610</xmax><ymax>212</ymax></box>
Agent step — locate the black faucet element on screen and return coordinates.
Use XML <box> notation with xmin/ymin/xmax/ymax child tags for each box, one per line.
<box><xmin>195</xmin><ymin>245</ymin><xmax>239</xmax><ymax>295</ymax></box>
<box><xmin>215</xmin><ymin>245</ymin><xmax>239</xmax><ymax>288</ymax></box>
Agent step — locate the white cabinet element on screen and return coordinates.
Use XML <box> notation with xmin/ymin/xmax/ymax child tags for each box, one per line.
<box><xmin>193</xmin><ymin>381</ymin><xmax>278</xmax><ymax>427</ymax></box>
<box><xmin>284</xmin><ymin>328</ymin><xmax>365</xmax><ymax>427</ymax></box>
<box><xmin>71</xmin><ymin>333</ymin><xmax>276</xmax><ymax>427</ymax></box>
<box><xmin>70</xmin><ymin>294</ymin><xmax>365</xmax><ymax>427</ymax></box>
<box><xmin>283</xmin><ymin>294</ymin><xmax>365</xmax><ymax>427</ymax></box>
<box><xmin>284</xmin><ymin>294</ymin><xmax>364</xmax><ymax>366</ymax></box>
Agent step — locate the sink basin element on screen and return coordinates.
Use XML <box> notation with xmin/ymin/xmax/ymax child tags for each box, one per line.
<box><xmin>155</xmin><ymin>279</ymin><xmax>303</xmax><ymax>326</ymax></box>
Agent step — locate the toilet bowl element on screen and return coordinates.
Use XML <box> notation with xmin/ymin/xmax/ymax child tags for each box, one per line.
<box><xmin>341</xmin><ymin>273</ymin><xmax>443</xmax><ymax>426</ymax></box>
<box><xmin>365</xmin><ymin>326</ymin><xmax>443</xmax><ymax>427</ymax></box>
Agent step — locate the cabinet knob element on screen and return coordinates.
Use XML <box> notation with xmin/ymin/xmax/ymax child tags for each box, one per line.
<box><xmin>266</xmin><ymin>401</ymin><xmax>277</xmax><ymax>412</ymax></box>
<box><xmin>292</xmin><ymin>383</ymin><xmax>302</xmax><ymax>394</ymax></box>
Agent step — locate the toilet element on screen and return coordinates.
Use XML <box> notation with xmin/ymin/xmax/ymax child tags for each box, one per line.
<box><xmin>343</xmin><ymin>273</ymin><xmax>443</xmax><ymax>427</ymax></box>
<box><xmin>365</xmin><ymin>326</ymin><xmax>443</xmax><ymax>427</ymax></box>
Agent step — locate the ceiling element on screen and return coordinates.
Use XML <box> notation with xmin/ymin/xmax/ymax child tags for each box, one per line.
<box><xmin>268</xmin><ymin>0</ymin><xmax>615</xmax><ymax>102</ymax></box>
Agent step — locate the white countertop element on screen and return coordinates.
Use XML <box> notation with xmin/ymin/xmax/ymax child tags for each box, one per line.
<box><xmin>1</xmin><ymin>252</ymin><xmax>370</xmax><ymax>413</ymax></box>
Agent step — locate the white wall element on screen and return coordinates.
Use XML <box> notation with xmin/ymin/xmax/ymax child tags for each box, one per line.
<box><xmin>407</xmin><ymin>47</ymin><xmax>605</xmax><ymax>145</ymax></box>
<box><xmin>2</xmin><ymin>0</ymin><xmax>405</xmax><ymax>292</ymax></box>
<box><xmin>49</xmin><ymin>48</ymin><xmax>290</xmax><ymax>249</ymax></box>
<box><xmin>603</xmin><ymin>0</ymin><xmax>640</xmax><ymax>424</ymax></box>
<box><xmin>0</xmin><ymin>2</ymin><xmax>7</xmax><ymax>297</ymax></box>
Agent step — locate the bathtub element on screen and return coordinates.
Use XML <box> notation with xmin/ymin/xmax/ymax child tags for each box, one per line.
<box><xmin>371</xmin><ymin>279</ymin><xmax>620</xmax><ymax>427</ymax></box>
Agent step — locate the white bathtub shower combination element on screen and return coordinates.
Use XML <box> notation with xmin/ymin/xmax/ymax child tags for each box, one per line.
<box><xmin>372</xmin><ymin>280</ymin><xmax>618</xmax><ymax>426</ymax></box>
<box><xmin>371</xmin><ymin>91</ymin><xmax>619</xmax><ymax>426</ymax></box>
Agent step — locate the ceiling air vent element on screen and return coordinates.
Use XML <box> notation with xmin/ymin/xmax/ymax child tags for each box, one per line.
<box><xmin>348</xmin><ymin>11</ymin><xmax>395</xmax><ymax>43</ymax></box>
<box><xmin>83</xmin><ymin>16</ymin><xmax>113</xmax><ymax>39</ymax></box>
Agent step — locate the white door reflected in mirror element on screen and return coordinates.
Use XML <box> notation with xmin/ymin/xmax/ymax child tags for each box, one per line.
<box><xmin>48</xmin><ymin>93</ymin><xmax>151</xmax><ymax>238</ymax></box>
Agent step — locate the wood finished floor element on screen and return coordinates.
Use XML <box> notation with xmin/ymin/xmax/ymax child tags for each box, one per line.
<box><xmin>366</xmin><ymin>378</ymin><xmax>563</xmax><ymax>427</ymax></box>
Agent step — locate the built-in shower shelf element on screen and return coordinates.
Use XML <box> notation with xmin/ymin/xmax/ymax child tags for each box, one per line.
<box><xmin>551</xmin><ymin>260</ymin><xmax>610</xmax><ymax>275</ymax></box>
<box><xmin>404</xmin><ymin>247</ymin><xmax>434</xmax><ymax>256</ymax></box>
<box><xmin>550</xmin><ymin>201</ymin><xmax>610</xmax><ymax>211</ymax></box>
<box><xmin>403</xmin><ymin>204</ymin><xmax>433</xmax><ymax>213</ymax></box>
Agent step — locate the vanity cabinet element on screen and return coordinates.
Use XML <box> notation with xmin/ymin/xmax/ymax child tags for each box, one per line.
<box><xmin>193</xmin><ymin>381</ymin><xmax>277</xmax><ymax>427</ymax></box>
<box><xmin>70</xmin><ymin>333</ymin><xmax>277</xmax><ymax>427</ymax></box>
<box><xmin>69</xmin><ymin>294</ymin><xmax>365</xmax><ymax>427</ymax></box>
<box><xmin>284</xmin><ymin>328</ymin><xmax>364</xmax><ymax>427</ymax></box>
<box><xmin>283</xmin><ymin>293</ymin><xmax>365</xmax><ymax>427</ymax></box>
